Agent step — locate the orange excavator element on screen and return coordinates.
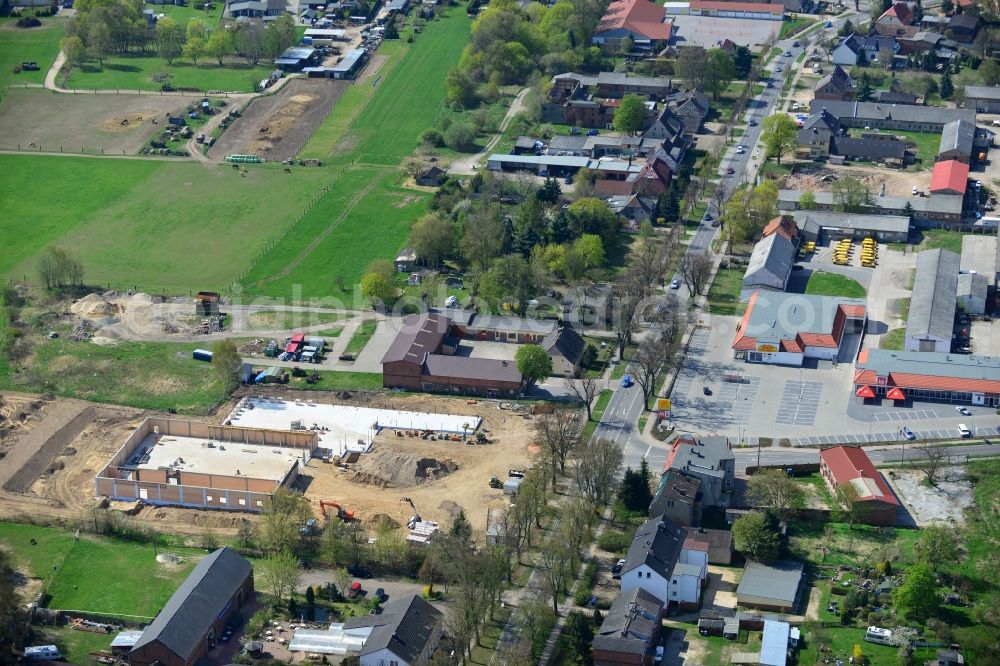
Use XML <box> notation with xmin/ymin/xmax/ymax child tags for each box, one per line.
<box><xmin>319</xmin><ymin>499</ymin><xmax>355</xmax><ymax>521</ymax></box>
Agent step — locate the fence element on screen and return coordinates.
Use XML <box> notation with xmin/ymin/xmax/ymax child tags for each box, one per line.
<box><xmin>4</xmin><ymin>83</ymin><xmax>238</xmax><ymax>97</ymax></box>
<box><xmin>33</xmin><ymin>607</ymin><xmax>153</xmax><ymax>628</ymax></box>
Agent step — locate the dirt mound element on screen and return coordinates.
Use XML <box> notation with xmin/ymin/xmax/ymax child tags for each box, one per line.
<box><xmin>100</xmin><ymin>113</ymin><xmax>154</xmax><ymax>133</ymax></box>
<box><xmin>364</xmin><ymin>512</ymin><xmax>401</xmax><ymax>529</ymax></box>
<box><xmin>350</xmin><ymin>450</ymin><xmax>458</xmax><ymax>488</ymax></box>
<box><xmin>71</xmin><ymin>294</ymin><xmax>121</xmax><ymax>317</ymax></box>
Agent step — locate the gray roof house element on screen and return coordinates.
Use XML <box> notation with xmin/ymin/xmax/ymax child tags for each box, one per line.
<box><xmin>831</xmin><ymin>134</ymin><xmax>907</xmax><ymax>165</ymax></box>
<box><xmin>905</xmin><ymin>248</ymin><xmax>960</xmax><ymax>353</ymax></box>
<box><xmin>542</xmin><ymin>326</ymin><xmax>587</xmax><ymax>377</ymax></box>
<box><xmin>342</xmin><ymin>594</ymin><xmax>444</xmax><ymax>666</ymax></box>
<box><xmin>592</xmin><ymin>587</ymin><xmax>665</xmax><ymax>665</ymax></box>
<box><xmin>666</xmin><ymin>435</ymin><xmax>735</xmax><ymax>509</ymax></box>
<box><xmin>797</xmin><ymin>110</ymin><xmax>840</xmax><ymax>158</ymax></box>
<box><xmin>736</xmin><ymin>560</ymin><xmax>804</xmax><ymax>612</ymax></box>
<box><xmin>873</xmin><ymin>90</ymin><xmax>918</xmax><ymax>105</ymax></box>
<box><xmin>742</xmin><ymin>233</ymin><xmax>796</xmax><ymax>299</ymax></box>
<box><xmin>129</xmin><ymin>548</ymin><xmax>253</xmax><ymax>666</ymax></box>
<box><xmin>808</xmin><ymin>99</ymin><xmax>975</xmax><ymax>133</ymax></box>
<box><xmin>938</xmin><ymin>119</ymin><xmax>976</xmax><ymax>163</ymax></box>
<box><xmin>621</xmin><ymin>514</ymin><xmax>685</xmax><ymax>582</ymax></box>
<box><xmin>815</xmin><ymin>66</ymin><xmax>855</xmax><ymax>101</ymax></box>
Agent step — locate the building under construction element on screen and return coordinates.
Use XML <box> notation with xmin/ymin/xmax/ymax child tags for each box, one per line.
<box><xmin>95</xmin><ymin>418</ymin><xmax>316</xmax><ymax>512</ymax></box>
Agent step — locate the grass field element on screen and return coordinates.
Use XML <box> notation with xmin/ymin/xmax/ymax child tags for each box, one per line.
<box><xmin>0</xmin><ymin>18</ymin><xmax>65</xmax><ymax>90</ymax></box>
<box><xmin>245</xmin><ymin>310</ymin><xmax>342</xmax><ymax>331</ymax></box>
<box><xmin>706</xmin><ymin>268</ymin><xmax>746</xmax><ymax>316</ymax></box>
<box><xmin>0</xmin><ymin>156</ymin><xmax>331</xmax><ymax>292</ymax></box>
<box><xmin>879</xmin><ymin>328</ymin><xmax>904</xmax><ymax>350</ymax></box>
<box><xmin>66</xmin><ymin>56</ymin><xmax>273</xmax><ymax>93</ymax></box>
<box><xmin>918</xmin><ymin>228</ymin><xmax>965</xmax><ymax>254</ymax></box>
<box><xmin>804</xmin><ymin>271</ymin><xmax>866</xmax><ymax>298</ymax></box>
<box><xmin>0</xmin><ymin>339</ymin><xmax>227</xmax><ymax>413</ymax></box>
<box><xmin>286</xmin><ymin>369</ymin><xmax>382</xmax><ymax>391</ymax></box>
<box><xmin>344</xmin><ymin>320</ymin><xmax>378</xmax><ymax>355</ymax></box>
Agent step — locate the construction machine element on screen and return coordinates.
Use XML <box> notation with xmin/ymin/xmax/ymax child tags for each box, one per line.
<box><xmin>401</xmin><ymin>497</ymin><xmax>421</xmax><ymax>529</ymax></box>
<box><xmin>319</xmin><ymin>499</ymin><xmax>355</xmax><ymax>521</ymax></box>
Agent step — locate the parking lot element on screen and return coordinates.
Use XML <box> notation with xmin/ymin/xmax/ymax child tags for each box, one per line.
<box><xmin>775</xmin><ymin>380</ymin><xmax>824</xmax><ymax>426</ymax></box>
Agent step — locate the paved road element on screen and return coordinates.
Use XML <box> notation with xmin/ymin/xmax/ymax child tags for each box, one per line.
<box><xmin>731</xmin><ymin>441</ymin><xmax>1000</xmax><ymax>472</ymax></box>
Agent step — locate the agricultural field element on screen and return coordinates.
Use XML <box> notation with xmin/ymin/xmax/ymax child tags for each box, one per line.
<box><xmin>0</xmin><ymin>17</ymin><xmax>65</xmax><ymax>90</ymax></box>
<box><xmin>65</xmin><ymin>58</ymin><xmax>274</xmax><ymax>94</ymax></box>
<box><xmin>0</xmin><ymin>155</ymin><xmax>332</xmax><ymax>292</ymax></box>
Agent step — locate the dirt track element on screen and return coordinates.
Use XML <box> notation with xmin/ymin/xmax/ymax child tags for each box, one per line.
<box><xmin>209</xmin><ymin>78</ymin><xmax>349</xmax><ymax>162</ymax></box>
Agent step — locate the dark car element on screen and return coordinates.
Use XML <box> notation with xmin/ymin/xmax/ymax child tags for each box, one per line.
<box><xmin>339</xmin><ymin>353</ymin><xmax>355</xmax><ymax>361</ymax></box>
<box><xmin>375</xmin><ymin>587</ymin><xmax>387</xmax><ymax>602</ymax></box>
<box><xmin>348</xmin><ymin>564</ymin><xmax>371</xmax><ymax>578</ymax></box>
<box><xmin>703</xmin><ymin>386</ymin><xmax>712</xmax><ymax>396</ymax></box>
<box><xmin>748</xmin><ymin>119</ymin><xmax>758</xmax><ymax>127</ymax></box>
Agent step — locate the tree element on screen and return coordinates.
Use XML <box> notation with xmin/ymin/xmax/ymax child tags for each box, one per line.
<box><xmin>534</xmin><ymin>409</ymin><xmax>583</xmax><ymax>481</ymax></box>
<box><xmin>942</xmin><ymin>0</ymin><xmax>954</xmax><ymax>12</ymax></box>
<box><xmin>538</xmin><ymin>540</ymin><xmax>573</xmax><ymax>612</ymax></box>
<box><xmin>515</xmin><ymin>344</ymin><xmax>552</xmax><ymax>384</ymax></box>
<box><xmin>981</xmin><ymin>59</ymin><xmax>1000</xmax><ymax>87</ymax></box>
<box><xmin>914</xmin><ymin>442</ymin><xmax>949</xmax><ymax>486</ymax></box>
<box><xmin>731</xmin><ymin>511</ymin><xmax>781</xmax><ymax>563</ymax></box>
<box><xmin>266</xmin><ymin>14</ymin><xmax>297</xmax><ymax>59</ymax></box>
<box><xmin>916</xmin><ymin>525</ymin><xmax>961</xmax><ymax>573</ymax></box>
<box><xmin>36</xmin><ymin>245</ymin><xmax>83</xmax><ymax>290</ymax></box>
<box><xmin>704</xmin><ymin>49</ymin><xmax>737</xmax><ymax>101</ymax></box>
<box><xmin>479</xmin><ymin>254</ymin><xmax>533</xmax><ymax>314</ymax></box>
<box><xmin>799</xmin><ymin>190</ymin><xmax>817</xmax><ymax>210</ymax></box>
<box><xmin>566</xmin><ymin>198</ymin><xmax>617</xmax><ymax>249</ymax></box>
<box><xmin>676</xmin><ymin>46</ymin><xmax>709</xmax><ymax>92</ymax></box>
<box><xmin>235</xmin><ymin>21</ymin><xmax>265</xmax><ymax>66</ymax></box>
<box><xmin>631</xmin><ymin>325</ymin><xmax>678</xmax><ymax>409</ymax></box>
<box><xmin>87</xmin><ymin>20</ymin><xmax>112</xmax><ymax>66</ymax></box>
<box><xmin>569</xmin><ymin>375</ymin><xmax>600</xmax><ymax>420</ymax></box>
<box><xmin>573</xmin><ymin>438</ymin><xmax>623</xmax><ymax>506</ymax></box>
<box><xmin>893</xmin><ymin>563</ymin><xmax>940</xmax><ymax>621</ymax></box>
<box><xmin>258</xmin><ymin>488</ymin><xmax>311</xmax><ymax>555</ymax></box>
<box><xmin>940</xmin><ymin>68</ymin><xmax>954</xmax><ymax>99</ymax></box>
<box><xmin>678</xmin><ymin>250</ymin><xmax>713</xmax><ymax>297</ymax></box>
<box><xmin>612</xmin><ymin>268</ymin><xmax>646</xmax><ymax>358</ymax></box>
<box><xmin>734</xmin><ymin>45</ymin><xmax>753</xmax><ymax>78</ymax></box>
<box><xmin>618</xmin><ymin>460</ymin><xmax>653</xmax><ymax>512</ymax></box>
<box><xmin>183</xmin><ymin>36</ymin><xmax>205</xmax><ymax>65</ymax></box>
<box><xmin>409</xmin><ymin>214</ymin><xmax>455</xmax><ymax>267</ymax></box>
<box><xmin>62</xmin><ymin>35</ymin><xmax>87</xmax><ymax>68</ymax></box>
<box><xmin>212</xmin><ymin>339</ymin><xmax>242</xmax><ymax>393</ymax></box>
<box><xmin>156</xmin><ymin>17</ymin><xmax>184</xmax><ymax>65</ymax></box>
<box><xmin>0</xmin><ymin>549</ymin><xmax>27</xmax><ymax>660</ymax></box>
<box><xmin>832</xmin><ymin>176</ymin><xmax>871</xmax><ymax>213</ymax></box>
<box><xmin>839</xmin><ymin>19</ymin><xmax>854</xmax><ymax>37</ymax></box>
<box><xmin>460</xmin><ymin>210</ymin><xmax>507</xmax><ymax>273</ymax></box>
<box><xmin>206</xmin><ymin>29</ymin><xmax>233</xmax><ymax>65</ymax></box>
<box><xmin>613</xmin><ymin>94</ymin><xmax>646</xmax><ymax>135</ymax></box>
<box><xmin>761</xmin><ymin>114</ymin><xmax>798</xmax><ymax>164</ymax></box>
<box><xmin>833</xmin><ymin>482</ymin><xmax>870</xmax><ymax>532</ymax></box>
<box><xmin>566</xmin><ymin>611</ymin><xmax>594</xmax><ymax>660</ymax></box>
<box><xmin>746</xmin><ymin>469</ymin><xmax>804</xmax><ymax>517</ymax></box>
<box><xmin>258</xmin><ymin>550</ymin><xmax>302</xmax><ymax>603</ymax></box>
<box><xmin>444</xmin><ymin>122</ymin><xmax>478</xmax><ymax>151</ymax></box>
<box><xmin>360</xmin><ymin>272</ymin><xmax>395</xmax><ymax>308</ymax></box>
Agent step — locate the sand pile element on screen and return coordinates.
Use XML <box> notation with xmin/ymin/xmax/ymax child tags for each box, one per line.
<box><xmin>71</xmin><ymin>294</ymin><xmax>121</xmax><ymax>317</ymax></box>
<box><xmin>350</xmin><ymin>450</ymin><xmax>458</xmax><ymax>488</ymax></box>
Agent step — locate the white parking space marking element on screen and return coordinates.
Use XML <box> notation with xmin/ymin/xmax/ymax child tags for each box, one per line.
<box><xmin>775</xmin><ymin>380</ymin><xmax>823</xmax><ymax>426</ymax></box>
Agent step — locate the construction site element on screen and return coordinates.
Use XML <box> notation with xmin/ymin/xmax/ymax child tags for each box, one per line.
<box><xmin>0</xmin><ymin>388</ymin><xmax>537</xmax><ymax>536</ymax></box>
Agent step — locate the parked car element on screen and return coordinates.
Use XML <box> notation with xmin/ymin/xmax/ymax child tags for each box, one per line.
<box><xmin>655</xmin><ymin>645</ymin><xmax>665</xmax><ymax>663</ymax></box>
<box><xmin>901</xmin><ymin>426</ymin><xmax>916</xmax><ymax>440</ymax></box>
<box><xmin>375</xmin><ymin>587</ymin><xmax>387</xmax><ymax>602</ymax></box>
<box><xmin>748</xmin><ymin>119</ymin><xmax>758</xmax><ymax>127</ymax></box>
<box><xmin>736</xmin><ymin>145</ymin><xmax>746</xmax><ymax>154</ymax></box>
<box><xmin>792</xmin><ymin>41</ymin><xmax>800</xmax><ymax>47</ymax></box>
<box><xmin>959</xmin><ymin>424</ymin><xmax>972</xmax><ymax>437</ymax></box>
<box><xmin>956</xmin><ymin>405</ymin><xmax>972</xmax><ymax>416</ymax></box>
<box><xmin>621</xmin><ymin>374</ymin><xmax>633</xmax><ymax>388</ymax></box>
<box><xmin>339</xmin><ymin>353</ymin><xmax>355</xmax><ymax>361</ymax></box>
<box><xmin>725</xmin><ymin>167</ymin><xmax>735</xmax><ymax>174</ymax></box>
<box><xmin>703</xmin><ymin>212</ymin><xmax>713</xmax><ymax>222</ymax></box>
<box><xmin>775</xmin><ymin>66</ymin><xmax>782</xmax><ymax>72</ymax></box>
<box><xmin>703</xmin><ymin>386</ymin><xmax>712</xmax><ymax>396</ymax></box>
<box><xmin>586</xmin><ymin>129</ymin><xmax>599</xmax><ymax>136</ymax></box>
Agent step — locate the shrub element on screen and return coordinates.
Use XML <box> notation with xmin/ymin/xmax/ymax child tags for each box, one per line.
<box><xmin>443</xmin><ymin>122</ymin><xmax>477</xmax><ymax>151</ymax></box>
<box><xmin>597</xmin><ymin>530</ymin><xmax>630</xmax><ymax>553</ymax></box>
<box><xmin>420</xmin><ymin>128</ymin><xmax>444</xmax><ymax>147</ymax></box>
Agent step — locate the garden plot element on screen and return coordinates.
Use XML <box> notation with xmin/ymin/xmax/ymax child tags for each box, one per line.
<box><xmin>210</xmin><ymin>79</ymin><xmax>348</xmax><ymax>162</ymax></box>
<box><xmin>0</xmin><ymin>88</ymin><xmax>194</xmax><ymax>154</ymax></box>
<box><xmin>227</xmin><ymin>396</ymin><xmax>482</xmax><ymax>457</ymax></box>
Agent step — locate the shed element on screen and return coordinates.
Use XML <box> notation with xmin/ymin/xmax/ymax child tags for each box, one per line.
<box><xmin>415</xmin><ymin>166</ymin><xmax>446</xmax><ymax>187</ymax></box>
<box><xmin>957</xmin><ymin>272</ymin><xmax>988</xmax><ymax>315</ymax></box>
<box><xmin>735</xmin><ymin>560</ymin><xmax>803</xmax><ymax>612</ymax></box>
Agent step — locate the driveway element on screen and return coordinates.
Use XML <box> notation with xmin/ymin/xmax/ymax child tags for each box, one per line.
<box><xmin>297</xmin><ymin>570</ymin><xmax>426</xmax><ymax>604</ymax></box>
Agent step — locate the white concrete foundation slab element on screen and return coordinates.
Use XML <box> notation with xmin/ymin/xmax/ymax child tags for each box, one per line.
<box><xmin>134</xmin><ymin>433</ymin><xmax>300</xmax><ymax>481</ymax></box>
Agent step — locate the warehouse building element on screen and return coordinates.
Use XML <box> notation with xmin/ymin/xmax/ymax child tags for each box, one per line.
<box><xmin>732</xmin><ymin>292</ymin><xmax>867</xmax><ymax>366</ymax></box>
<box><xmin>129</xmin><ymin>548</ymin><xmax>253</xmax><ymax>666</ymax></box>
<box><xmin>592</xmin><ymin>0</ymin><xmax>675</xmax><ymax>47</ymax></box>
<box><xmin>792</xmin><ymin>210</ymin><xmax>910</xmax><ymax>243</ymax></box>
<box><xmin>938</xmin><ymin>119</ymin><xmax>976</xmax><ymax>163</ymax></box>
<box><xmin>778</xmin><ymin>189</ymin><xmax>964</xmax><ymax>226</ymax></box>
<box><xmin>273</xmin><ymin>46</ymin><xmax>321</xmax><ymax>71</ymax></box>
<box><xmin>689</xmin><ymin>0</ymin><xmax>784</xmax><ymax>20</ymax></box>
<box><xmin>741</xmin><ymin>233</ymin><xmax>797</xmax><ymax>300</ymax></box>
<box><xmin>736</xmin><ymin>560</ymin><xmax>804</xmax><ymax>612</ymax></box>
<box><xmin>930</xmin><ymin>159</ymin><xmax>970</xmax><ymax>195</ymax></box>
<box><xmin>905</xmin><ymin>248</ymin><xmax>959</xmax><ymax>353</ymax></box>
<box><xmin>854</xmin><ymin>348</ymin><xmax>1000</xmax><ymax>407</ymax></box>
<box><xmin>808</xmin><ymin>100</ymin><xmax>976</xmax><ymax>133</ymax></box>
<box><xmin>820</xmin><ymin>446</ymin><xmax>898</xmax><ymax>526</ymax></box>
<box><xmin>964</xmin><ymin>85</ymin><xmax>1000</xmax><ymax>114</ymax></box>
<box><xmin>95</xmin><ymin>419</ymin><xmax>314</xmax><ymax>512</ymax></box>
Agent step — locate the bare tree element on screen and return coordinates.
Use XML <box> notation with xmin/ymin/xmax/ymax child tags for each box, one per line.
<box><xmin>678</xmin><ymin>250</ymin><xmax>713</xmax><ymax>297</ymax></box>
<box><xmin>915</xmin><ymin>443</ymin><xmax>948</xmax><ymax>486</ymax></box>
<box><xmin>573</xmin><ymin>438</ymin><xmax>624</xmax><ymax>506</ymax></box>
<box><xmin>537</xmin><ymin>539</ymin><xmax>573</xmax><ymax>613</ymax></box>
<box><xmin>746</xmin><ymin>469</ymin><xmax>805</xmax><ymax>517</ymax></box>
<box><xmin>257</xmin><ymin>550</ymin><xmax>301</xmax><ymax>603</ymax></box>
<box><xmin>568</xmin><ymin>376</ymin><xmax>600</xmax><ymax>421</ymax></box>
<box><xmin>533</xmin><ymin>409</ymin><xmax>584</xmax><ymax>482</ymax></box>
<box><xmin>631</xmin><ymin>238</ymin><xmax>667</xmax><ymax>288</ymax></box>
<box><xmin>630</xmin><ymin>330</ymin><xmax>674</xmax><ymax>411</ymax></box>
<box><xmin>612</xmin><ymin>268</ymin><xmax>647</xmax><ymax>358</ymax></box>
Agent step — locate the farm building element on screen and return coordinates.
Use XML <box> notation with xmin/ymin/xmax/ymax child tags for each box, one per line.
<box><xmin>930</xmin><ymin>160</ymin><xmax>970</xmax><ymax>195</ymax></box>
<box><xmin>736</xmin><ymin>560</ymin><xmax>804</xmax><ymax>612</ymax></box>
<box><xmin>592</xmin><ymin>587</ymin><xmax>665</xmax><ymax>666</ymax></box>
<box><xmin>957</xmin><ymin>272</ymin><xmax>989</xmax><ymax>314</ymax></box>
<box><xmin>905</xmin><ymin>248</ymin><xmax>959</xmax><ymax>353</ymax></box>
<box><xmin>741</xmin><ymin>233</ymin><xmax>797</xmax><ymax>299</ymax></box>
<box><xmin>415</xmin><ymin>166</ymin><xmax>447</xmax><ymax>186</ymax></box>
<box><xmin>129</xmin><ymin>547</ymin><xmax>253</xmax><ymax>666</ymax></box>
<box><xmin>331</xmin><ymin>48</ymin><xmax>368</xmax><ymax>79</ymax></box>
<box><xmin>549</xmin><ymin>71</ymin><xmax>674</xmax><ymax>99</ymax></box>
<box><xmin>733</xmin><ymin>292</ymin><xmax>867</xmax><ymax>366</ymax></box>
<box><xmin>194</xmin><ymin>291</ymin><xmax>220</xmax><ymax>316</ymax></box>
<box><xmin>938</xmin><ymin>119</ymin><xmax>976</xmax><ymax>163</ymax></box>
<box><xmin>274</xmin><ymin>46</ymin><xmax>321</xmax><ymax>72</ymax></box>
<box><xmin>95</xmin><ymin>418</ymin><xmax>315</xmax><ymax>512</ymax></box>
<box><xmin>226</xmin><ymin>0</ymin><xmax>287</xmax><ymax>19</ymax></box>
<box><xmin>807</xmin><ymin>100</ymin><xmax>975</xmax><ymax>134</ymax></box>
<box><xmin>855</xmin><ymin>348</ymin><xmax>1000</xmax><ymax>407</ymax></box>
<box><xmin>964</xmin><ymin>85</ymin><xmax>1000</xmax><ymax>114</ymax></box>
<box><xmin>819</xmin><ymin>446</ymin><xmax>899</xmax><ymax>526</ymax></box>
<box><xmin>791</xmin><ymin>210</ymin><xmax>910</xmax><ymax>243</ymax></box>
<box><xmin>778</xmin><ymin>189</ymin><xmax>964</xmax><ymax>226</ymax></box>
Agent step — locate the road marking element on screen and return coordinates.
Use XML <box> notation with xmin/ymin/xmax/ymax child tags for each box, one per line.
<box><xmin>643</xmin><ymin>444</ymin><xmax>652</xmax><ymax>459</ymax></box>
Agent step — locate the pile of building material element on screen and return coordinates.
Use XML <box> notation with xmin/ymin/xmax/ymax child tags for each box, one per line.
<box><xmin>349</xmin><ymin>450</ymin><xmax>458</xmax><ymax>488</ymax></box>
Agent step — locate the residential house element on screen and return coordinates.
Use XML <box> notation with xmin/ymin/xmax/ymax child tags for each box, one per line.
<box><xmin>592</xmin><ymin>587</ymin><xmax>665</xmax><ymax>666</ymax></box>
<box><xmin>938</xmin><ymin>119</ymin><xmax>976</xmax><ymax>163</ymax></box>
<box><xmin>735</xmin><ymin>560</ymin><xmax>804</xmax><ymax>612</ymax></box>
<box><xmin>343</xmin><ymin>595</ymin><xmax>443</xmax><ymax>666</ymax></box>
<box><xmin>820</xmin><ymin>446</ymin><xmax>899</xmax><ymax>526</ymax></box>
<box><xmin>830</xmin><ymin>33</ymin><xmax>899</xmax><ymax>66</ymax></box>
<box><xmin>905</xmin><ymin>248</ymin><xmax>960</xmax><ymax>353</ymax></box>
<box><xmin>686</xmin><ymin>527</ymin><xmax>733</xmax><ymax>565</ymax></box>
<box><xmin>797</xmin><ymin>110</ymin><xmax>841</xmax><ymax>159</ymax></box>
<box><xmin>649</xmin><ymin>470</ymin><xmax>701</xmax><ymax>527</ymax></box>
<box><xmin>642</xmin><ymin>106</ymin><xmax>687</xmax><ymax>142</ymax></box>
<box><xmin>607</xmin><ymin>193</ymin><xmax>658</xmax><ymax>222</ymax></box>
<box><xmin>662</xmin><ymin>435</ymin><xmax>735</xmax><ymax>508</ymax></box>
<box><xmin>542</xmin><ymin>326</ymin><xmax>586</xmax><ymax>377</ymax></box>
<box><xmin>667</xmin><ymin>90</ymin><xmax>710</xmax><ymax>133</ymax></box>
<box><xmin>872</xmin><ymin>89</ymin><xmax>918</xmax><ymax>104</ymax></box>
<box><xmin>814</xmin><ymin>66</ymin><xmax>855</xmax><ymax>101</ymax></box>
<box><xmin>948</xmin><ymin>13</ymin><xmax>979</xmax><ymax>43</ymax></box>
<box><xmin>832</xmin><ymin>133</ymin><xmax>908</xmax><ymax>167</ymax></box>
<box><xmin>807</xmin><ymin>99</ymin><xmax>976</xmax><ymax>133</ymax></box>
<box><xmin>620</xmin><ymin>515</ymin><xmax>706</xmax><ymax>610</ymax></box>
<box><xmin>129</xmin><ymin>548</ymin><xmax>254</xmax><ymax>666</ymax></box>
<box><xmin>592</xmin><ymin>0</ymin><xmax>674</xmax><ymax>47</ymax></box>
<box><xmin>395</xmin><ymin>247</ymin><xmax>417</xmax><ymax>272</ymax></box>
<box><xmin>831</xmin><ymin>34</ymin><xmax>864</xmax><ymax>66</ymax></box>
<box><xmin>874</xmin><ymin>1</ymin><xmax>917</xmax><ymax>38</ymax></box>
<box><xmin>963</xmin><ymin>85</ymin><xmax>1000</xmax><ymax>114</ymax></box>
<box><xmin>929</xmin><ymin>159</ymin><xmax>969</xmax><ymax>195</ymax></box>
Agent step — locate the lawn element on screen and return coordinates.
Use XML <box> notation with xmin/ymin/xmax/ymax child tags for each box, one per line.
<box><xmin>918</xmin><ymin>228</ymin><xmax>965</xmax><ymax>254</ymax></box>
<box><xmin>583</xmin><ymin>389</ymin><xmax>613</xmax><ymax>439</ymax></box>
<box><xmin>706</xmin><ymin>267</ymin><xmax>747</xmax><ymax>316</ymax></box>
<box><xmin>65</xmin><ymin>56</ymin><xmax>274</xmax><ymax>94</ymax></box>
<box><xmin>804</xmin><ymin>271</ymin><xmax>866</xmax><ymax>298</ymax></box>
<box><xmin>245</xmin><ymin>309</ymin><xmax>342</xmax><ymax>331</ymax></box>
<box><xmin>879</xmin><ymin>328</ymin><xmax>904</xmax><ymax>350</ymax></box>
<box><xmin>788</xmin><ymin>520</ymin><xmax>919</xmax><ymax>568</ymax></box>
<box><xmin>779</xmin><ymin>16</ymin><xmax>815</xmax><ymax>39</ymax></box>
<box><xmin>0</xmin><ymin>156</ymin><xmax>331</xmax><ymax>292</ymax></box>
<box><xmin>0</xmin><ymin>17</ymin><xmax>65</xmax><ymax>90</ymax></box>
<box><xmin>344</xmin><ymin>320</ymin><xmax>378</xmax><ymax>355</ymax></box>
<box><xmin>0</xmin><ymin>339</ymin><xmax>227</xmax><ymax>413</ymax></box>
<box><xmin>286</xmin><ymin>369</ymin><xmax>382</xmax><ymax>391</ymax></box>
<box><xmin>849</xmin><ymin>128</ymin><xmax>940</xmax><ymax>169</ymax></box>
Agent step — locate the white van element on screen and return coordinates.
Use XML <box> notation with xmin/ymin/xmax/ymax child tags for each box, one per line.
<box><xmin>24</xmin><ymin>646</ymin><xmax>62</xmax><ymax>661</ymax></box>
<box><xmin>959</xmin><ymin>424</ymin><xmax>972</xmax><ymax>437</ymax></box>
<box><xmin>864</xmin><ymin>627</ymin><xmax>893</xmax><ymax>646</ymax></box>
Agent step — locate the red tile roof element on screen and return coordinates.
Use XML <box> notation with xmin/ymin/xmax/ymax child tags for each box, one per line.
<box><xmin>691</xmin><ymin>0</ymin><xmax>784</xmax><ymax>13</ymax></box>
<box><xmin>762</xmin><ymin>216</ymin><xmax>799</xmax><ymax>242</ymax></box>
<box><xmin>734</xmin><ymin>296</ymin><xmax>864</xmax><ymax>353</ymax></box>
<box><xmin>820</xmin><ymin>446</ymin><xmax>898</xmax><ymax>505</ymax></box>
<box><xmin>597</xmin><ymin>0</ymin><xmax>674</xmax><ymax>41</ymax></box>
<box><xmin>854</xmin><ymin>367</ymin><xmax>1000</xmax><ymax>395</ymax></box>
<box><xmin>929</xmin><ymin>160</ymin><xmax>969</xmax><ymax>194</ymax></box>
<box><xmin>879</xmin><ymin>2</ymin><xmax>913</xmax><ymax>24</ymax></box>
<box><xmin>683</xmin><ymin>537</ymin><xmax>710</xmax><ymax>552</ymax></box>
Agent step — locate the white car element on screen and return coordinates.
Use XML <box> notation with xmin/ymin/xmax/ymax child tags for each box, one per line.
<box><xmin>655</xmin><ymin>645</ymin><xmax>664</xmax><ymax>663</ymax></box>
<box><xmin>670</xmin><ymin>279</ymin><xmax>681</xmax><ymax>289</ymax></box>
<box><xmin>736</xmin><ymin>145</ymin><xmax>746</xmax><ymax>154</ymax></box>
<box><xmin>959</xmin><ymin>424</ymin><xmax>972</xmax><ymax>437</ymax></box>
<box><xmin>956</xmin><ymin>405</ymin><xmax>972</xmax><ymax>416</ymax></box>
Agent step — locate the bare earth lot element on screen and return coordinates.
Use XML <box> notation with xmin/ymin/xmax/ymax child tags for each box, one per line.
<box><xmin>210</xmin><ymin>79</ymin><xmax>349</xmax><ymax>162</ymax></box>
<box><xmin>0</xmin><ymin>88</ymin><xmax>193</xmax><ymax>154</ymax></box>
<box><xmin>888</xmin><ymin>466</ymin><xmax>974</xmax><ymax>527</ymax></box>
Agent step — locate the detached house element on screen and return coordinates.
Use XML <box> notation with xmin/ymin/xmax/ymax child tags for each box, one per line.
<box><xmin>620</xmin><ymin>515</ymin><xmax>707</xmax><ymax>610</ymax></box>
<box><xmin>874</xmin><ymin>1</ymin><xmax>917</xmax><ymax>38</ymax></box>
<box><xmin>592</xmin><ymin>588</ymin><xmax>665</xmax><ymax>666</ymax></box>
<box><xmin>814</xmin><ymin>66</ymin><xmax>855</xmax><ymax>101</ymax></box>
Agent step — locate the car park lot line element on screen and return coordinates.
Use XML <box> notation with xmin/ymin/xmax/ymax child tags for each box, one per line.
<box><xmin>872</xmin><ymin>409</ymin><xmax>940</xmax><ymax>422</ymax></box>
<box><xmin>775</xmin><ymin>380</ymin><xmax>823</xmax><ymax>426</ymax></box>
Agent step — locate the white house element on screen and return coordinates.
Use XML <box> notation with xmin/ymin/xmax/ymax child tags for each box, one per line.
<box><xmin>620</xmin><ymin>515</ymin><xmax>706</xmax><ymax>610</ymax></box>
<box><xmin>831</xmin><ymin>34</ymin><xmax>863</xmax><ymax>66</ymax></box>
